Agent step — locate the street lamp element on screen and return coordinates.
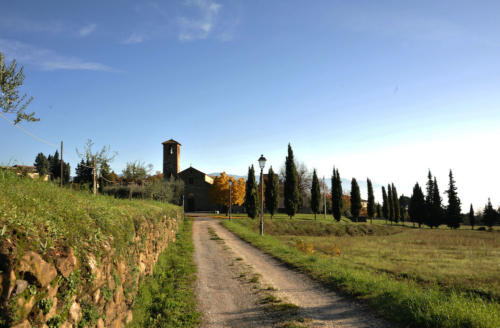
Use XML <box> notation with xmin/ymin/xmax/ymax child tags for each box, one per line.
<box><xmin>229</xmin><ymin>178</ymin><xmax>233</xmax><ymax>221</ymax></box>
<box><xmin>258</xmin><ymin>154</ymin><xmax>267</xmax><ymax>235</ymax></box>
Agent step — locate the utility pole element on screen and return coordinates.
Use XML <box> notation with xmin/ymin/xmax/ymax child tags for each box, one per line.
<box><xmin>60</xmin><ymin>141</ymin><xmax>63</xmax><ymax>187</ymax></box>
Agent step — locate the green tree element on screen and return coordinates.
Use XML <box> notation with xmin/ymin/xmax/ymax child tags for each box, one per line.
<box><xmin>483</xmin><ymin>198</ymin><xmax>498</xmax><ymax>229</ymax></box>
<box><xmin>75</xmin><ymin>159</ymin><xmax>93</xmax><ymax>184</ymax></box>
<box><xmin>0</xmin><ymin>52</ymin><xmax>37</xmax><ymax>124</ymax></box>
<box><xmin>399</xmin><ymin>195</ymin><xmax>410</xmax><ymax>223</ymax></box>
<box><xmin>425</xmin><ymin>170</ymin><xmax>434</xmax><ymax>227</ymax></box>
<box><xmin>409</xmin><ymin>182</ymin><xmax>426</xmax><ymax>228</ymax></box>
<box><xmin>469</xmin><ymin>204</ymin><xmax>475</xmax><ymax>230</ymax></box>
<box><xmin>430</xmin><ymin>177</ymin><xmax>443</xmax><ymax>228</ymax></box>
<box><xmin>310</xmin><ymin>169</ymin><xmax>321</xmax><ymax>220</ymax></box>
<box><xmin>284</xmin><ymin>144</ymin><xmax>300</xmax><ymax>219</ymax></box>
<box><xmin>63</xmin><ymin>162</ymin><xmax>70</xmax><ymax>184</ymax></box>
<box><xmin>392</xmin><ymin>183</ymin><xmax>400</xmax><ymax>224</ymax></box>
<box><xmin>122</xmin><ymin>161</ymin><xmax>151</xmax><ymax>184</ymax></box>
<box><xmin>376</xmin><ymin>203</ymin><xmax>381</xmax><ymax>218</ymax></box>
<box><xmin>445</xmin><ymin>170</ymin><xmax>462</xmax><ymax>229</ymax></box>
<box><xmin>331</xmin><ymin>167</ymin><xmax>343</xmax><ymax>221</ymax></box>
<box><xmin>366</xmin><ymin>178</ymin><xmax>375</xmax><ymax>223</ymax></box>
<box><xmin>387</xmin><ymin>184</ymin><xmax>394</xmax><ymax>223</ymax></box>
<box><xmin>350</xmin><ymin>178</ymin><xmax>361</xmax><ymax>221</ymax></box>
<box><xmin>49</xmin><ymin>150</ymin><xmax>61</xmax><ymax>180</ymax></box>
<box><xmin>245</xmin><ymin>165</ymin><xmax>259</xmax><ymax>219</ymax></box>
<box><xmin>382</xmin><ymin>186</ymin><xmax>389</xmax><ymax>222</ymax></box>
<box><xmin>265</xmin><ymin>166</ymin><xmax>279</xmax><ymax>219</ymax></box>
<box><xmin>34</xmin><ymin>153</ymin><xmax>49</xmax><ymax>177</ymax></box>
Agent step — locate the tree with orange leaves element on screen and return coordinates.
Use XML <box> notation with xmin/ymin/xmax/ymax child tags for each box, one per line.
<box><xmin>209</xmin><ymin>172</ymin><xmax>246</xmax><ymax>213</ymax></box>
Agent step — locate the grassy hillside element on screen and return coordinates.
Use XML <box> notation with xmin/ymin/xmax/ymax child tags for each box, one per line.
<box><xmin>0</xmin><ymin>170</ymin><xmax>180</xmax><ymax>260</ymax></box>
<box><xmin>223</xmin><ymin>218</ymin><xmax>500</xmax><ymax>328</ymax></box>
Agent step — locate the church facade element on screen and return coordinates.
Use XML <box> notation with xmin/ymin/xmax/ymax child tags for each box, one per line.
<box><xmin>162</xmin><ymin>139</ymin><xmax>217</xmax><ymax>212</ymax></box>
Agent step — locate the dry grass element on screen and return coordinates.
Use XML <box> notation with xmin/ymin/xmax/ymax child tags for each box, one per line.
<box><xmin>280</xmin><ymin>226</ymin><xmax>500</xmax><ymax>300</ymax></box>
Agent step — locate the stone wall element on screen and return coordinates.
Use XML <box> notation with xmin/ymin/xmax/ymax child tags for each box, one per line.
<box><xmin>0</xmin><ymin>213</ymin><xmax>181</xmax><ymax>328</ymax></box>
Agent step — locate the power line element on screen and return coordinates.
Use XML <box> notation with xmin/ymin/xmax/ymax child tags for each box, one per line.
<box><xmin>0</xmin><ymin>112</ymin><xmax>58</xmax><ymax>148</ymax></box>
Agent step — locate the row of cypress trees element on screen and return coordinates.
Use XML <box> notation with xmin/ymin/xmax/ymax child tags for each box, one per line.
<box><xmin>244</xmin><ymin>144</ymin><xmax>498</xmax><ymax>228</ymax></box>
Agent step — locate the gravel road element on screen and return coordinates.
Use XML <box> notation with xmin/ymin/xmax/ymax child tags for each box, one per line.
<box><xmin>193</xmin><ymin>217</ymin><xmax>392</xmax><ymax>328</ymax></box>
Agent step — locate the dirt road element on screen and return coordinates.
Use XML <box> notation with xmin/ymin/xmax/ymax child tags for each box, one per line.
<box><xmin>193</xmin><ymin>217</ymin><xmax>391</xmax><ymax>328</ymax></box>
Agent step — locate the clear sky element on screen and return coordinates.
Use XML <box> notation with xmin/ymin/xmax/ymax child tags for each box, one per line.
<box><xmin>1</xmin><ymin>0</ymin><xmax>499</xmax><ymax>210</ymax></box>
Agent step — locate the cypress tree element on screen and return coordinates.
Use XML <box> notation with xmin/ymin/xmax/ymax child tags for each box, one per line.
<box><xmin>445</xmin><ymin>170</ymin><xmax>461</xmax><ymax>229</ymax></box>
<box><xmin>367</xmin><ymin>178</ymin><xmax>375</xmax><ymax>223</ymax></box>
<box><xmin>392</xmin><ymin>183</ymin><xmax>400</xmax><ymax>224</ymax></box>
<box><xmin>425</xmin><ymin>170</ymin><xmax>434</xmax><ymax>227</ymax></box>
<box><xmin>483</xmin><ymin>198</ymin><xmax>498</xmax><ymax>229</ymax></box>
<box><xmin>409</xmin><ymin>183</ymin><xmax>426</xmax><ymax>228</ymax></box>
<box><xmin>376</xmin><ymin>203</ymin><xmax>381</xmax><ymax>219</ymax></box>
<box><xmin>284</xmin><ymin>144</ymin><xmax>300</xmax><ymax>219</ymax></box>
<box><xmin>310</xmin><ymin>169</ymin><xmax>321</xmax><ymax>220</ymax></box>
<box><xmin>265</xmin><ymin>166</ymin><xmax>279</xmax><ymax>219</ymax></box>
<box><xmin>387</xmin><ymin>184</ymin><xmax>394</xmax><ymax>223</ymax></box>
<box><xmin>245</xmin><ymin>165</ymin><xmax>259</xmax><ymax>219</ymax></box>
<box><xmin>431</xmin><ymin>177</ymin><xmax>443</xmax><ymax>228</ymax></box>
<box><xmin>331</xmin><ymin>167</ymin><xmax>342</xmax><ymax>222</ymax></box>
<box><xmin>350</xmin><ymin>178</ymin><xmax>361</xmax><ymax>221</ymax></box>
<box><xmin>382</xmin><ymin>186</ymin><xmax>389</xmax><ymax>222</ymax></box>
<box><xmin>469</xmin><ymin>204</ymin><xmax>475</xmax><ymax>230</ymax></box>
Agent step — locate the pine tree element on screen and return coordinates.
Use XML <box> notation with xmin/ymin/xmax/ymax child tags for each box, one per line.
<box><xmin>49</xmin><ymin>150</ymin><xmax>60</xmax><ymax>180</ymax></box>
<box><xmin>310</xmin><ymin>169</ymin><xmax>321</xmax><ymax>220</ymax></box>
<box><xmin>350</xmin><ymin>178</ymin><xmax>361</xmax><ymax>221</ymax></box>
<box><xmin>245</xmin><ymin>165</ymin><xmax>259</xmax><ymax>219</ymax></box>
<box><xmin>469</xmin><ymin>204</ymin><xmax>475</xmax><ymax>230</ymax></box>
<box><xmin>430</xmin><ymin>177</ymin><xmax>443</xmax><ymax>228</ymax></box>
<box><xmin>284</xmin><ymin>144</ymin><xmax>300</xmax><ymax>219</ymax></box>
<box><xmin>483</xmin><ymin>198</ymin><xmax>498</xmax><ymax>229</ymax></box>
<box><xmin>265</xmin><ymin>166</ymin><xmax>279</xmax><ymax>219</ymax></box>
<box><xmin>75</xmin><ymin>159</ymin><xmax>93</xmax><ymax>184</ymax></box>
<box><xmin>367</xmin><ymin>178</ymin><xmax>375</xmax><ymax>223</ymax></box>
<box><xmin>409</xmin><ymin>183</ymin><xmax>426</xmax><ymax>228</ymax></box>
<box><xmin>331</xmin><ymin>167</ymin><xmax>343</xmax><ymax>221</ymax></box>
<box><xmin>387</xmin><ymin>184</ymin><xmax>394</xmax><ymax>223</ymax></box>
<box><xmin>382</xmin><ymin>186</ymin><xmax>388</xmax><ymax>222</ymax></box>
<box><xmin>34</xmin><ymin>153</ymin><xmax>49</xmax><ymax>177</ymax></box>
<box><xmin>392</xmin><ymin>183</ymin><xmax>400</xmax><ymax>224</ymax></box>
<box><xmin>376</xmin><ymin>203</ymin><xmax>381</xmax><ymax>218</ymax></box>
<box><xmin>445</xmin><ymin>170</ymin><xmax>461</xmax><ymax>229</ymax></box>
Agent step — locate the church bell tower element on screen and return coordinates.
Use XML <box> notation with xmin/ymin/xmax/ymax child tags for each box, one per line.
<box><xmin>162</xmin><ymin>139</ymin><xmax>181</xmax><ymax>178</ymax></box>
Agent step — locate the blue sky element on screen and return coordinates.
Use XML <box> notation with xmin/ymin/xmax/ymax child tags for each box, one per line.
<box><xmin>1</xmin><ymin>0</ymin><xmax>500</xmax><ymax>209</ymax></box>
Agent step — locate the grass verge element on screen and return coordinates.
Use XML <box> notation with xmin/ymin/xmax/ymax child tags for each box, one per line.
<box><xmin>128</xmin><ymin>218</ymin><xmax>200</xmax><ymax>328</ymax></box>
<box><xmin>222</xmin><ymin>219</ymin><xmax>500</xmax><ymax>328</ymax></box>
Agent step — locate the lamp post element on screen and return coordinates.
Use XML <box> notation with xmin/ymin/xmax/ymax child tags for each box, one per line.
<box><xmin>229</xmin><ymin>178</ymin><xmax>233</xmax><ymax>221</ymax></box>
<box><xmin>258</xmin><ymin>154</ymin><xmax>267</xmax><ymax>236</ymax></box>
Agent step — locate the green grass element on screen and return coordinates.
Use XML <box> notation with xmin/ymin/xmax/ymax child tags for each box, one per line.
<box><xmin>0</xmin><ymin>170</ymin><xmax>180</xmax><ymax>260</ymax></box>
<box><xmin>128</xmin><ymin>218</ymin><xmax>200</xmax><ymax>328</ymax></box>
<box><xmin>222</xmin><ymin>218</ymin><xmax>500</xmax><ymax>328</ymax></box>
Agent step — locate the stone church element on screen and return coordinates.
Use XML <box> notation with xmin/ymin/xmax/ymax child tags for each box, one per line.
<box><xmin>162</xmin><ymin>139</ymin><xmax>216</xmax><ymax>212</ymax></box>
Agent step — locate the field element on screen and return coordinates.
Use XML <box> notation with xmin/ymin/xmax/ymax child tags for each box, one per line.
<box><xmin>222</xmin><ymin>216</ymin><xmax>500</xmax><ymax>328</ymax></box>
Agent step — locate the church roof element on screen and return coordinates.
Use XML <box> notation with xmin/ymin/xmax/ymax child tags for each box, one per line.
<box><xmin>162</xmin><ymin>139</ymin><xmax>181</xmax><ymax>145</ymax></box>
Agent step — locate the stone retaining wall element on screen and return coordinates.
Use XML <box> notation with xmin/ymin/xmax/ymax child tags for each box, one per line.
<box><xmin>0</xmin><ymin>214</ymin><xmax>180</xmax><ymax>328</ymax></box>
